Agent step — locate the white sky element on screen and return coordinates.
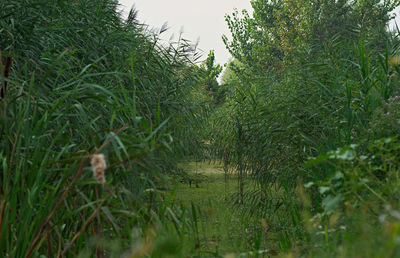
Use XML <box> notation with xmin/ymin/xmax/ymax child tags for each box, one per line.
<box><xmin>118</xmin><ymin>1</ymin><xmax>400</xmax><ymax>66</ymax></box>
<box><xmin>392</xmin><ymin>7</ymin><xmax>400</xmax><ymax>30</ymax></box>
<box><xmin>118</xmin><ymin>0</ymin><xmax>252</xmax><ymax>66</ymax></box>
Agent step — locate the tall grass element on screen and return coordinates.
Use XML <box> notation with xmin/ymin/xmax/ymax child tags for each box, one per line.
<box><xmin>3</xmin><ymin>0</ymin><xmax>400</xmax><ymax>256</ymax></box>
<box><xmin>211</xmin><ymin>0</ymin><xmax>400</xmax><ymax>256</ymax></box>
<box><xmin>0</xmin><ymin>0</ymin><xmax>208</xmax><ymax>256</ymax></box>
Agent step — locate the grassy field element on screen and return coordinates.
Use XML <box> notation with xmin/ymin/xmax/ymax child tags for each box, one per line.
<box><xmin>173</xmin><ymin>162</ymin><xmax>274</xmax><ymax>257</ymax></box>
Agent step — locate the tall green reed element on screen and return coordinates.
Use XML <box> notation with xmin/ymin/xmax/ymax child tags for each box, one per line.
<box><xmin>0</xmin><ymin>0</ymin><xmax>208</xmax><ymax>256</ymax></box>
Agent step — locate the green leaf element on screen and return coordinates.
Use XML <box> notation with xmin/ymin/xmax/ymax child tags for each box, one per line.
<box><xmin>304</xmin><ymin>182</ymin><xmax>314</xmax><ymax>188</ymax></box>
<box><xmin>304</xmin><ymin>154</ymin><xmax>330</xmax><ymax>167</ymax></box>
<box><xmin>336</xmin><ymin>149</ymin><xmax>355</xmax><ymax>161</ymax></box>
<box><xmin>322</xmin><ymin>194</ymin><xmax>344</xmax><ymax>214</ymax></box>
<box><xmin>319</xmin><ymin>186</ymin><xmax>330</xmax><ymax>195</ymax></box>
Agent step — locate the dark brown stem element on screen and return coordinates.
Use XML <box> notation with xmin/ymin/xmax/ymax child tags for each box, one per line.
<box><xmin>0</xmin><ymin>197</ymin><xmax>7</xmax><ymax>245</ymax></box>
<box><xmin>25</xmin><ymin>124</ymin><xmax>128</xmax><ymax>258</ymax></box>
<box><xmin>1</xmin><ymin>55</ymin><xmax>12</xmax><ymax>99</ymax></box>
<box><xmin>61</xmin><ymin>193</ymin><xmax>110</xmax><ymax>257</ymax></box>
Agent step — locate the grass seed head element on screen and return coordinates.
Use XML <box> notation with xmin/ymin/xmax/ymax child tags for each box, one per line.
<box><xmin>91</xmin><ymin>154</ymin><xmax>106</xmax><ymax>184</ymax></box>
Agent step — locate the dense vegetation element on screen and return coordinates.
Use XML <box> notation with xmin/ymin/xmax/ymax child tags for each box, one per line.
<box><xmin>0</xmin><ymin>0</ymin><xmax>211</xmax><ymax>256</ymax></box>
<box><xmin>214</xmin><ymin>0</ymin><xmax>400</xmax><ymax>256</ymax></box>
<box><xmin>1</xmin><ymin>0</ymin><xmax>400</xmax><ymax>257</ymax></box>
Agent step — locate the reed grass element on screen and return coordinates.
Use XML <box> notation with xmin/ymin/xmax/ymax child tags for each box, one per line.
<box><xmin>2</xmin><ymin>0</ymin><xmax>400</xmax><ymax>257</ymax></box>
<box><xmin>0</xmin><ymin>0</ymin><xmax>208</xmax><ymax>256</ymax></box>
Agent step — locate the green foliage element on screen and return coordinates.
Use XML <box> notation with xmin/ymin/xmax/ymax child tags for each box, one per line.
<box><xmin>0</xmin><ymin>0</ymin><xmax>208</xmax><ymax>256</ymax></box>
<box><xmin>224</xmin><ymin>0</ymin><xmax>400</xmax><ymax>73</ymax></box>
<box><xmin>212</xmin><ymin>0</ymin><xmax>400</xmax><ymax>255</ymax></box>
<box><xmin>302</xmin><ymin>137</ymin><xmax>400</xmax><ymax>257</ymax></box>
<box><xmin>218</xmin><ymin>0</ymin><xmax>400</xmax><ymax>185</ymax></box>
<box><xmin>3</xmin><ymin>0</ymin><xmax>400</xmax><ymax>256</ymax></box>
<box><xmin>306</xmin><ymin>137</ymin><xmax>400</xmax><ymax>215</ymax></box>
<box><xmin>196</xmin><ymin>50</ymin><xmax>224</xmax><ymax>105</ymax></box>
<box><xmin>370</xmin><ymin>94</ymin><xmax>400</xmax><ymax>138</ymax></box>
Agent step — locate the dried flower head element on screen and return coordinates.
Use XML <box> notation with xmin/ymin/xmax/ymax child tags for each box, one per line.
<box><xmin>91</xmin><ymin>154</ymin><xmax>106</xmax><ymax>184</ymax></box>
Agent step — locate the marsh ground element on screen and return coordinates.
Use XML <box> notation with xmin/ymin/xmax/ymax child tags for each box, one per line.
<box><xmin>173</xmin><ymin>161</ymin><xmax>272</xmax><ymax>256</ymax></box>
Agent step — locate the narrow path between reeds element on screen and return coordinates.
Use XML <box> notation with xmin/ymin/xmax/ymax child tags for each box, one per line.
<box><xmin>174</xmin><ymin>161</ymin><xmax>268</xmax><ymax>256</ymax></box>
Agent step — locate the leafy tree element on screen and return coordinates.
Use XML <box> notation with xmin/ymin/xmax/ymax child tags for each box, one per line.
<box><xmin>198</xmin><ymin>50</ymin><xmax>223</xmax><ymax>104</ymax></box>
<box><xmin>223</xmin><ymin>0</ymin><xmax>400</xmax><ymax>75</ymax></box>
<box><xmin>215</xmin><ymin>0</ymin><xmax>400</xmax><ymax>215</ymax></box>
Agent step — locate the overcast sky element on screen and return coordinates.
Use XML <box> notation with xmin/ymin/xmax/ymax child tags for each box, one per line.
<box><xmin>392</xmin><ymin>7</ymin><xmax>400</xmax><ymax>30</ymax></box>
<box><xmin>118</xmin><ymin>0</ymin><xmax>252</xmax><ymax>66</ymax></box>
<box><xmin>118</xmin><ymin>1</ymin><xmax>400</xmax><ymax>66</ymax></box>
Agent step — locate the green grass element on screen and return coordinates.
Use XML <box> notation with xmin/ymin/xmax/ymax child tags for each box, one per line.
<box><xmin>174</xmin><ymin>161</ymin><xmax>274</xmax><ymax>256</ymax></box>
<box><xmin>0</xmin><ymin>1</ymin><xmax>208</xmax><ymax>256</ymax></box>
